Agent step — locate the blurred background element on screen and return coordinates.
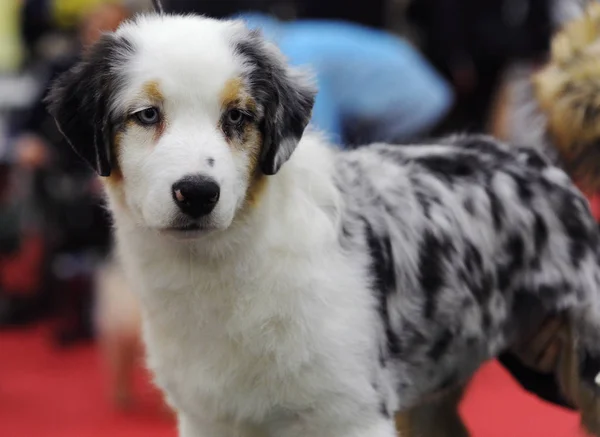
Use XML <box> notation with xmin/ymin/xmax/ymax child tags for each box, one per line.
<box><xmin>0</xmin><ymin>0</ymin><xmax>594</xmax><ymax>436</ymax></box>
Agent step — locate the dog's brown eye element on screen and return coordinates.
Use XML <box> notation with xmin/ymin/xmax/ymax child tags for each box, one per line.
<box><xmin>226</xmin><ymin>109</ymin><xmax>244</xmax><ymax>125</ymax></box>
<box><xmin>135</xmin><ymin>107</ymin><xmax>160</xmax><ymax>125</ymax></box>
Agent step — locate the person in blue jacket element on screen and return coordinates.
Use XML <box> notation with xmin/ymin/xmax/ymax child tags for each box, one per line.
<box><xmin>236</xmin><ymin>13</ymin><xmax>454</xmax><ymax>147</ymax></box>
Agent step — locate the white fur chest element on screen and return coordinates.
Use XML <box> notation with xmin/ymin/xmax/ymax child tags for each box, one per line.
<box><xmin>117</xmin><ymin>224</ymin><xmax>378</xmax><ymax>425</ymax></box>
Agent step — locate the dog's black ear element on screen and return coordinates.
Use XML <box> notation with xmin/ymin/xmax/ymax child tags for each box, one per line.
<box><xmin>151</xmin><ymin>0</ymin><xmax>165</xmax><ymax>14</ymax></box>
<box><xmin>45</xmin><ymin>34</ymin><xmax>132</xmax><ymax>177</ymax></box>
<box><xmin>235</xmin><ymin>31</ymin><xmax>316</xmax><ymax>175</ymax></box>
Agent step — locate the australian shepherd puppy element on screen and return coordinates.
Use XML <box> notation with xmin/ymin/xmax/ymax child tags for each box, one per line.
<box><xmin>47</xmin><ymin>12</ymin><xmax>600</xmax><ymax>437</ymax></box>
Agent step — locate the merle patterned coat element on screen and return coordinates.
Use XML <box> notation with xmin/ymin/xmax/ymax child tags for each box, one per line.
<box><xmin>336</xmin><ymin>135</ymin><xmax>600</xmax><ymax>413</ymax></box>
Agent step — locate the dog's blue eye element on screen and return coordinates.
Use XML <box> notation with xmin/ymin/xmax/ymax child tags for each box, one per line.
<box><xmin>135</xmin><ymin>107</ymin><xmax>160</xmax><ymax>125</ymax></box>
<box><xmin>226</xmin><ymin>109</ymin><xmax>244</xmax><ymax>124</ymax></box>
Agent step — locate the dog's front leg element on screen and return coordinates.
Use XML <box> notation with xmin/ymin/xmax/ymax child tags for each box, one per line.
<box><xmin>344</xmin><ymin>419</ymin><xmax>398</xmax><ymax>437</ymax></box>
<box><xmin>178</xmin><ymin>413</ymin><xmax>252</xmax><ymax>437</ymax></box>
<box><xmin>270</xmin><ymin>413</ymin><xmax>397</xmax><ymax>437</ymax></box>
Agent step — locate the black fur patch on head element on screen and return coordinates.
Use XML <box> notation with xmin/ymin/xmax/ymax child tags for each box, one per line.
<box><xmin>46</xmin><ymin>34</ymin><xmax>134</xmax><ymax>177</ymax></box>
<box><xmin>233</xmin><ymin>30</ymin><xmax>316</xmax><ymax>175</ymax></box>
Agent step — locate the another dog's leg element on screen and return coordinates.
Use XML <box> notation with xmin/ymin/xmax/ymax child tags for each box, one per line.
<box><xmin>95</xmin><ymin>260</ymin><xmax>143</xmax><ymax>409</ymax></box>
<box><xmin>102</xmin><ymin>330</ymin><xmax>137</xmax><ymax>408</ymax></box>
<box><xmin>395</xmin><ymin>386</ymin><xmax>469</xmax><ymax>437</ymax></box>
<box><xmin>557</xmin><ymin>319</ymin><xmax>600</xmax><ymax>436</ymax></box>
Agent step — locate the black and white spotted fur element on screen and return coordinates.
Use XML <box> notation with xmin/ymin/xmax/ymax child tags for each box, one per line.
<box><xmin>336</xmin><ymin>136</ymin><xmax>600</xmax><ymax>412</ymax></box>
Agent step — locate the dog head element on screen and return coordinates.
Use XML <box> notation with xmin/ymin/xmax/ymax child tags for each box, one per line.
<box><xmin>534</xmin><ymin>2</ymin><xmax>600</xmax><ymax>190</ymax></box>
<box><xmin>46</xmin><ymin>14</ymin><xmax>315</xmax><ymax>237</ymax></box>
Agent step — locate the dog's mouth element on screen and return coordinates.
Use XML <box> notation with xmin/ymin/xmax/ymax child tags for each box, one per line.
<box><xmin>161</xmin><ymin>222</ymin><xmax>210</xmax><ymax>239</ymax></box>
<box><xmin>170</xmin><ymin>223</ymin><xmax>202</xmax><ymax>232</ymax></box>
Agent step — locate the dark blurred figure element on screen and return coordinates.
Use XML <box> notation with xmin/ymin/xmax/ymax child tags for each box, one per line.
<box><xmin>1</xmin><ymin>2</ymin><xmax>129</xmax><ymax>346</ymax></box>
<box><xmin>166</xmin><ymin>0</ymin><xmax>271</xmax><ymax>17</ymax></box>
<box><xmin>0</xmin><ymin>160</ymin><xmax>47</xmax><ymax>327</ymax></box>
<box><xmin>409</xmin><ymin>0</ymin><xmax>553</xmax><ymax>133</ymax></box>
<box><xmin>165</xmin><ymin>0</ymin><xmax>388</xmax><ymax>28</ymax></box>
<box><xmin>237</xmin><ymin>12</ymin><xmax>453</xmax><ymax>146</ymax></box>
<box><xmin>20</xmin><ymin>0</ymin><xmax>54</xmax><ymax>57</ymax></box>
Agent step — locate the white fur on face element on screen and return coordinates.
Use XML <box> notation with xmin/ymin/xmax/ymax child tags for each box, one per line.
<box><xmin>47</xmin><ymin>13</ymin><xmax>315</xmax><ymax>236</ymax></box>
<box><xmin>108</xmin><ymin>16</ymin><xmax>255</xmax><ymax>232</ymax></box>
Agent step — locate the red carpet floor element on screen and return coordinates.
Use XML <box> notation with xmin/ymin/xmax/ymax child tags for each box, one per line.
<box><xmin>0</xmin><ymin>325</ymin><xmax>589</xmax><ymax>437</ymax></box>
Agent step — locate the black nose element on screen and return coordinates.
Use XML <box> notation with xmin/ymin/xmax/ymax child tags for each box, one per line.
<box><xmin>172</xmin><ymin>176</ymin><xmax>220</xmax><ymax>218</ymax></box>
